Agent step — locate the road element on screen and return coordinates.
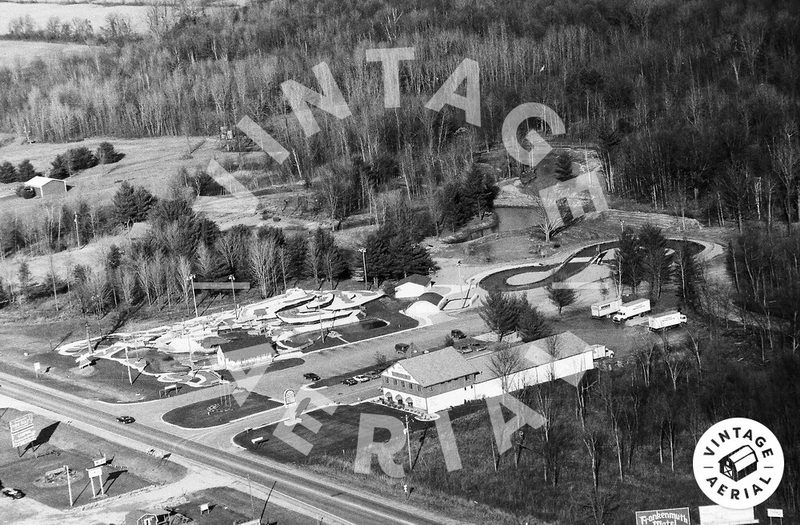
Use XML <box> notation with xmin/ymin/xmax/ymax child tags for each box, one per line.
<box><xmin>0</xmin><ymin>371</ymin><xmax>463</xmax><ymax>525</ymax></box>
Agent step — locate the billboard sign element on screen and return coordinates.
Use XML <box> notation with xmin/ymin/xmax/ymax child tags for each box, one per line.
<box><xmin>767</xmin><ymin>509</ymin><xmax>783</xmax><ymax>518</ymax></box>
<box><xmin>635</xmin><ymin>508</ymin><xmax>691</xmax><ymax>525</ymax></box>
<box><xmin>9</xmin><ymin>413</ymin><xmax>35</xmax><ymax>448</ymax></box>
<box><xmin>697</xmin><ymin>505</ymin><xmax>755</xmax><ymax>525</ymax></box>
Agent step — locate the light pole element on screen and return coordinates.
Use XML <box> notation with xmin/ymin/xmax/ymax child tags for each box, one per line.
<box><xmin>358</xmin><ymin>248</ymin><xmax>367</xmax><ymax>288</ymax></box>
<box><xmin>228</xmin><ymin>275</ymin><xmax>237</xmax><ymax>316</ymax></box>
<box><xmin>187</xmin><ymin>274</ymin><xmax>198</xmax><ymax>318</ymax></box>
<box><xmin>85</xmin><ymin>321</ymin><xmax>91</xmax><ymax>354</ymax></box>
<box><xmin>456</xmin><ymin>260</ymin><xmax>463</xmax><ymax>296</ymax></box>
<box><xmin>74</xmin><ymin>212</ymin><xmax>80</xmax><ymax>247</ymax></box>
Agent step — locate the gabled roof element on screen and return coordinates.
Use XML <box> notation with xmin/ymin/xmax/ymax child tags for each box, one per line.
<box><xmin>396</xmin><ymin>274</ymin><xmax>431</xmax><ymax>287</ymax></box>
<box><xmin>26</xmin><ymin>176</ymin><xmax>65</xmax><ymax>188</ymax></box>
<box><xmin>389</xmin><ymin>347</ymin><xmax>478</xmax><ymax>387</ymax></box>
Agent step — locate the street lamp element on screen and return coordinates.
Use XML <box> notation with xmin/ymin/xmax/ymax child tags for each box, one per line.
<box><xmin>228</xmin><ymin>275</ymin><xmax>237</xmax><ymax>316</ymax></box>
<box><xmin>456</xmin><ymin>260</ymin><xmax>463</xmax><ymax>296</ymax></box>
<box><xmin>187</xmin><ymin>274</ymin><xmax>198</xmax><ymax>318</ymax></box>
<box><xmin>358</xmin><ymin>248</ymin><xmax>367</xmax><ymax>288</ymax></box>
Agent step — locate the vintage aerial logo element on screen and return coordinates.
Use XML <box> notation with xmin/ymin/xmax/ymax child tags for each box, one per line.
<box><xmin>693</xmin><ymin>417</ymin><xmax>784</xmax><ymax>509</ymax></box>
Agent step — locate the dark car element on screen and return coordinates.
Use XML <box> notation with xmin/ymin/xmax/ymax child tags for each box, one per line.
<box><xmin>341</xmin><ymin>378</ymin><xmax>358</xmax><ymax>386</ymax></box>
<box><xmin>2</xmin><ymin>488</ymin><xmax>25</xmax><ymax>499</ymax></box>
<box><xmin>367</xmin><ymin>370</ymin><xmax>383</xmax><ymax>380</ymax></box>
<box><xmin>116</xmin><ymin>416</ymin><xmax>135</xmax><ymax>424</ymax></box>
<box><xmin>395</xmin><ymin>343</ymin><xmax>410</xmax><ymax>354</ymax></box>
<box><xmin>303</xmin><ymin>373</ymin><xmax>321</xmax><ymax>382</ymax></box>
<box><xmin>450</xmin><ymin>329</ymin><xmax>467</xmax><ymax>339</ymax></box>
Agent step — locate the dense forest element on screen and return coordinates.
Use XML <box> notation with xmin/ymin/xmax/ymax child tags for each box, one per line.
<box><xmin>1</xmin><ymin>0</ymin><xmax>799</xmax><ymax>223</ymax></box>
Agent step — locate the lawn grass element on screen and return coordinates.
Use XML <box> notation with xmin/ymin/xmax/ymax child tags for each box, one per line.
<box><xmin>162</xmin><ymin>392</ymin><xmax>282</xmax><ymax>429</ymax></box>
<box><xmin>19</xmin><ymin>351</ymin><xmax>203</xmax><ymax>403</ymax></box>
<box><xmin>173</xmin><ymin>486</ymin><xmax>312</xmax><ymax>525</ymax></box>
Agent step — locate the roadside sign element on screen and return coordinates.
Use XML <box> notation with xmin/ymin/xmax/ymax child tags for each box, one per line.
<box><xmin>86</xmin><ymin>466</ymin><xmax>103</xmax><ymax>478</ymax></box>
<box><xmin>635</xmin><ymin>507</ymin><xmax>691</xmax><ymax>525</ymax></box>
<box><xmin>767</xmin><ymin>509</ymin><xmax>783</xmax><ymax>518</ymax></box>
<box><xmin>698</xmin><ymin>506</ymin><xmax>757</xmax><ymax>525</ymax></box>
<box><xmin>9</xmin><ymin>413</ymin><xmax>35</xmax><ymax>448</ymax></box>
<box><xmin>33</xmin><ymin>362</ymin><xmax>41</xmax><ymax>371</ymax></box>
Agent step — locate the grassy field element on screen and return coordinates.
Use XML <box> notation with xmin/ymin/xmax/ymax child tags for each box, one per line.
<box><xmin>0</xmin><ymin>39</ymin><xmax>100</xmax><ymax>67</ymax></box>
<box><xmin>0</xmin><ymin>407</ymin><xmax>186</xmax><ymax>509</ymax></box>
<box><xmin>172</xmin><ymin>486</ymin><xmax>312</xmax><ymax>525</ymax></box>
<box><xmin>0</xmin><ymin>2</ymin><xmax>151</xmax><ymax>34</ymax></box>
<box><xmin>162</xmin><ymin>392</ymin><xmax>282</xmax><ymax>429</ymax></box>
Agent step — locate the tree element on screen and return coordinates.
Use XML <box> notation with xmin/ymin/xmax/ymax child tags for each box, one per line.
<box><xmin>516</xmin><ymin>302</ymin><xmax>551</xmax><ymax>342</ymax></box>
<box><xmin>0</xmin><ymin>161</ymin><xmax>17</xmax><ymax>183</ymax></box>
<box><xmin>364</xmin><ymin>224</ymin><xmax>437</xmax><ymax>282</ymax></box>
<box><xmin>114</xmin><ymin>182</ymin><xmax>154</xmax><ymax>226</ymax></box>
<box><xmin>639</xmin><ymin>224</ymin><xmax>673</xmax><ymax>301</ymax></box>
<box><xmin>464</xmin><ymin>167</ymin><xmax>499</xmax><ymax>220</ymax></box>
<box><xmin>96</xmin><ymin>142</ymin><xmax>124</xmax><ymax>164</ymax></box>
<box><xmin>546</xmin><ymin>279</ymin><xmax>577</xmax><ymax>315</ymax></box>
<box><xmin>479</xmin><ymin>290</ymin><xmax>523</xmax><ymax>341</ymax></box>
<box><xmin>615</xmin><ymin>227</ymin><xmax>643</xmax><ymax>294</ymax></box>
<box><xmin>554</xmin><ymin>152</ymin><xmax>574</xmax><ymax>181</ymax></box>
<box><xmin>284</xmin><ymin>234</ymin><xmax>308</xmax><ymax>283</ymax></box>
<box><xmin>16</xmin><ymin>160</ymin><xmax>40</xmax><ymax>182</ymax></box>
<box><xmin>488</xmin><ymin>344</ymin><xmax>523</xmax><ymax>394</ymax></box>
<box><xmin>17</xmin><ymin>261</ymin><xmax>31</xmax><ymax>296</ymax></box>
<box><xmin>674</xmin><ymin>240</ymin><xmax>702</xmax><ymax>311</ymax></box>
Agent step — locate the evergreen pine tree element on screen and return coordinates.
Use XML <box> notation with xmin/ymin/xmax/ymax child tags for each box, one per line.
<box><xmin>479</xmin><ymin>289</ymin><xmax>523</xmax><ymax>341</ymax></box>
<box><xmin>554</xmin><ymin>152</ymin><xmax>574</xmax><ymax>181</ymax></box>
<box><xmin>516</xmin><ymin>302</ymin><xmax>551</xmax><ymax>342</ymax></box>
<box><xmin>113</xmin><ymin>182</ymin><xmax>139</xmax><ymax>226</ymax></box>
<box><xmin>16</xmin><ymin>160</ymin><xmax>40</xmax><ymax>182</ymax></box>
<box><xmin>0</xmin><ymin>161</ymin><xmax>17</xmax><ymax>183</ymax></box>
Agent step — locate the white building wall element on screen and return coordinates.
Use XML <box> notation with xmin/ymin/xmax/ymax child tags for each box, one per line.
<box><xmin>474</xmin><ymin>351</ymin><xmax>594</xmax><ymax>399</ymax></box>
<box><xmin>382</xmin><ymin>385</ymin><xmax>478</xmax><ymax>413</ymax></box>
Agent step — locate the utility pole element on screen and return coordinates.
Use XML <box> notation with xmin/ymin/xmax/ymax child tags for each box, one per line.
<box><xmin>358</xmin><ymin>248</ymin><xmax>367</xmax><ymax>287</ymax></box>
<box><xmin>405</xmin><ymin>414</ymin><xmax>412</xmax><ymax>472</ymax></box>
<box><xmin>65</xmin><ymin>465</ymin><xmax>73</xmax><ymax>507</ymax></box>
<box><xmin>457</xmin><ymin>260</ymin><xmax>463</xmax><ymax>296</ymax></box>
<box><xmin>124</xmin><ymin>345</ymin><xmax>132</xmax><ymax>385</ymax></box>
<box><xmin>187</xmin><ymin>274</ymin><xmax>198</xmax><ymax>317</ymax></box>
<box><xmin>74</xmin><ymin>212</ymin><xmax>80</xmax><ymax>247</ymax></box>
<box><xmin>228</xmin><ymin>275</ymin><xmax>237</xmax><ymax>316</ymax></box>
<box><xmin>280</xmin><ymin>248</ymin><xmax>288</xmax><ymax>291</ymax></box>
<box><xmin>85</xmin><ymin>321</ymin><xmax>91</xmax><ymax>354</ymax></box>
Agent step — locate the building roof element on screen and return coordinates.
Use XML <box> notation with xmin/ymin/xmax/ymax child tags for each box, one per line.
<box><xmin>467</xmin><ymin>331</ymin><xmax>591</xmax><ymax>383</ymax></box>
<box><xmin>25</xmin><ymin>176</ymin><xmax>65</xmax><ymax>188</ymax></box>
<box><xmin>416</xmin><ymin>292</ymin><xmax>443</xmax><ymax>305</ymax></box>
<box><xmin>200</xmin><ymin>336</ymin><xmax>230</xmax><ymax>348</ymax></box>
<box><xmin>396</xmin><ymin>274</ymin><xmax>431</xmax><ymax>287</ymax></box>
<box><xmin>389</xmin><ymin>347</ymin><xmax>478</xmax><ymax>387</ymax></box>
<box><xmin>220</xmin><ymin>342</ymin><xmax>276</xmax><ymax>361</ymax></box>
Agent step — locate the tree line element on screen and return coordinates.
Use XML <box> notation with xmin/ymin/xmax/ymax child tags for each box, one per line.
<box><xmin>2</xmin><ymin>0</ymin><xmax>797</xmax><ymax>232</ymax></box>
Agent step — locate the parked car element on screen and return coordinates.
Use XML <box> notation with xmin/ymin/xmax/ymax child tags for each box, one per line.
<box><xmin>367</xmin><ymin>370</ymin><xmax>383</xmax><ymax>380</ymax></box>
<box><xmin>2</xmin><ymin>488</ymin><xmax>25</xmax><ymax>499</ymax></box>
<box><xmin>303</xmin><ymin>373</ymin><xmax>321</xmax><ymax>381</ymax></box>
<box><xmin>450</xmin><ymin>329</ymin><xmax>467</xmax><ymax>339</ymax></box>
<box><xmin>395</xmin><ymin>343</ymin><xmax>410</xmax><ymax>354</ymax></box>
<box><xmin>352</xmin><ymin>374</ymin><xmax>371</xmax><ymax>383</ymax></box>
<box><xmin>116</xmin><ymin>416</ymin><xmax>135</xmax><ymax>424</ymax></box>
<box><xmin>341</xmin><ymin>378</ymin><xmax>358</xmax><ymax>386</ymax></box>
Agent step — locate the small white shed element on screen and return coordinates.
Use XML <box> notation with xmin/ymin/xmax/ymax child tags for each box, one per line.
<box><xmin>26</xmin><ymin>176</ymin><xmax>67</xmax><ymax>198</ymax></box>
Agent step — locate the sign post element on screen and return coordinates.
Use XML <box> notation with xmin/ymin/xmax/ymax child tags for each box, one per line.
<box><xmin>86</xmin><ymin>466</ymin><xmax>104</xmax><ymax>498</ymax></box>
<box><xmin>9</xmin><ymin>413</ymin><xmax>35</xmax><ymax>456</ymax></box>
<box><xmin>33</xmin><ymin>362</ymin><xmax>41</xmax><ymax>379</ymax></box>
<box><xmin>767</xmin><ymin>509</ymin><xmax>783</xmax><ymax>525</ymax></box>
<box><xmin>635</xmin><ymin>507</ymin><xmax>691</xmax><ymax>525</ymax></box>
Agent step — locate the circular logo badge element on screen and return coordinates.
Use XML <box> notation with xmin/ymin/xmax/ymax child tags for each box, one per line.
<box><xmin>693</xmin><ymin>417</ymin><xmax>784</xmax><ymax>509</ymax></box>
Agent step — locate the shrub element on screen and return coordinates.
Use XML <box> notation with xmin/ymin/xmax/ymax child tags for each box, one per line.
<box><xmin>50</xmin><ymin>147</ymin><xmax>99</xmax><ymax>179</ymax></box>
<box><xmin>96</xmin><ymin>142</ymin><xmax>124</xmax><ymax>164</ymax></box>
<box><xmin>15</xmin><ymin>185</ymin><xmax>35</xmax><ymax>199</ymax></box>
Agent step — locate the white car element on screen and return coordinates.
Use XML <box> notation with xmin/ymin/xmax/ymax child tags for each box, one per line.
<box><xmin>352</xmin><ymin>375</ymin><xmax>371</xmax><ymax>383</ymax></box>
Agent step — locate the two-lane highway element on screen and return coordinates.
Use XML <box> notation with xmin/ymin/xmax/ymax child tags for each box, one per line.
<box><xmin>0</xmin><ymin>371</ymin><xmax>462</xmax><ymax>525</ymax></box>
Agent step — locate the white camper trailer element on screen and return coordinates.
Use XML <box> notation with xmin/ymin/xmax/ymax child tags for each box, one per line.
<box><xmin>611</xmin><ymin>298</ymin><xmax>651</xmax><ymax>322</ymax></box>
<box><xmin>591</xmin><ymin>298</ymin><xmax>622</xmax><ymax>318</ymax></box>
<box><xmin>588</xmin><ymin>344</ymin><xmax>614</xmax><ymax>360</ymax></box>
<box><xmin>648</xmin><ymin>311</ymin><xmax>687</xmax><ymax>331</ymax></box>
